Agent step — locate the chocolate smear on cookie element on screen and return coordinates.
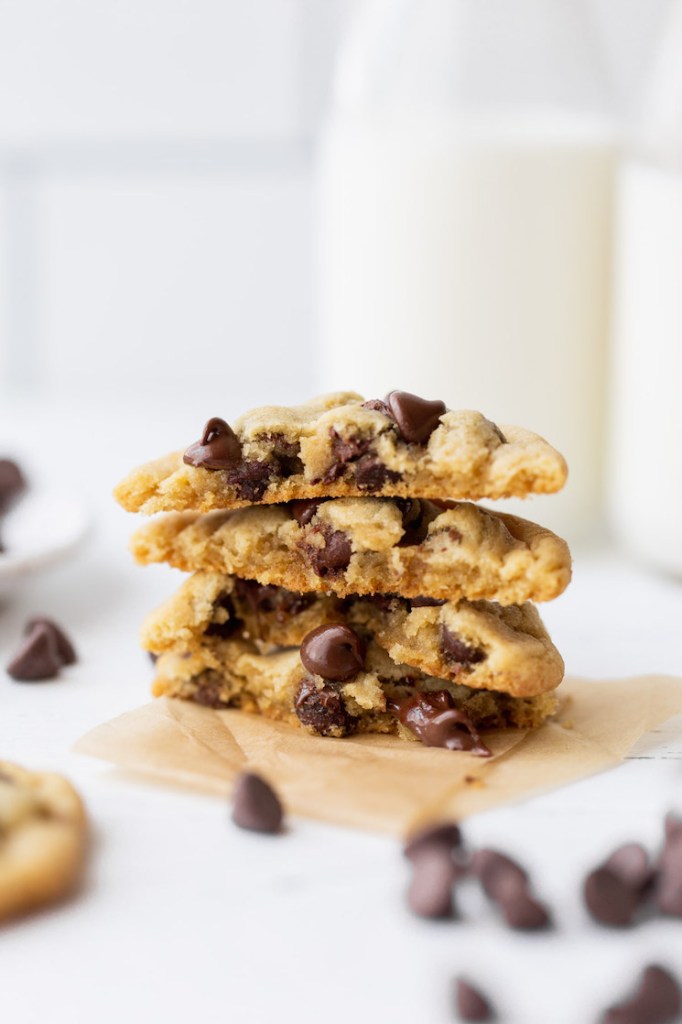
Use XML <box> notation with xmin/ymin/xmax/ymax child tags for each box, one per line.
<box><xmin>184</xmin><ymin>417</ymin><xmax>242</xmax><ymax>470</ymax></box>
<box><xmin>391</xmin><ymin>691</ymin><xmax>491</xmax><ymax>756</ymax></box>
<box><xmin>455</xmin><ymin>979</ymin><xmax>495</xmax><ymax>1022</ymax></box>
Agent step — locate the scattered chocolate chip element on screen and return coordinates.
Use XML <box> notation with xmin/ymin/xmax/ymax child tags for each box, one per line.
<box><xmin>291</xmin><ymin>499</ymin><xmax>323</xmax><ymax>526</ymax></box>
<box><xmin>604</xmin><ymin>843</ymin><xmax>653</xmax><ymax>893</ymax></box>
<box><xmin>392</xmin><ymin>691</ymin><xmax>491</xmax><ymax>756</ymax></box>
<box><xmin>407</xmin><ymin>847</ymin><xmax>456</xmax><ymax>919</ymax></box>
<box><xmin>584</xmin><ymin>867</ymin><xmax>640</xmax><ymax>927</ymax></box>
<box><xmin>183</xmin><ymin>417</ymin><xmax>242</xmax><ymax>470</ymax></box>
<box><xmin>24</xmin><ymin>617</ymin><xmax>77</xmax><ymax>665</ymax></box>
<box><xmin>386</xmin><ymin>390</ymin><xmax>446</xmax><ymax>444</ymax></box>
<box><xmin>494</xmin><ymin>874</ymin><xmax>551</xmax><ymax>931</ymax></box>
<box><xmin>600</xmin><ymin>964</ymin><xmax>682</xmax><ymax>1024</ymax></box>
<box><xmin>294</xmin><ymin>678</ymin><xmax>355</xmax><ymax>737</ymax></box>
<box><xmin>300</xmin><ymin>623</ymin><xmax>365</xmax><ymax>682</ymax></box>
<box><xmin>6</xmin><ymin>624</ymin><xmax>63</xmax><ymax>681</ymax></box>
<box><xmin>657</xmin><ymin>819</ymin><xmax>682</xmax><ymax>917</ymax></box>
<box><xmin>470</xmin><ymin>849</ymin><xmax>528</xmax><ymax>900</ymax></box>
<box><xmin>226</xmin><ymin>459</ymin><xmax>272</xmax><ymax>502</ymax></box>
<box><xmin>304</xmin><ymin>525</ymin><xmax>352</xmax><ymax>578</ymax></box>
<box><xmin>411</xmin><ymin>596</ymin><xmax>446</xmax><ymax>608</ymax></box>
<box><xmin>361</xmin><ymin>398</ymin><xmax>392</xmax><ymax>417</ymax></box>
<box><xmin>455</xmin><ymin>979</ymin><xmax>495</xmax><ymax>1022</ymax></box>
<box><xmin>440</xmin><ymin>626</ymin><xmax>486</xmax><ymax>667</ymax></box>
<box><xmin>0</xmin><ymin>458</ymin><xmax>26</xmax><ymax>514</ymax></box>
<box><xmin>231</xmin><ymin>772</ymin><xmax>283</xmax><ymax>834</ymax></box>
<box><xmin>354</xmin><ymin>453</ymin><xmax>401</xmax><ymax>492</ymax></box>
<box><xmin>403</xmin><ymin>822</ymin><xmax>462</xmax><ymax>861</ymax></box>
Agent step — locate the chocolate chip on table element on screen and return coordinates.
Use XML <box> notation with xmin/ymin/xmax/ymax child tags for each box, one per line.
<box><xmin>495</xmin><ymin>875</ymin><xmax>551</xmax><ymax>931</ymax></box>
<box><xmin>183</xmin><ymin>417</ymin><xmax>242</xmax><ymax>470</ymax></box>
<box><xmin>0</xmin><ymin>458</ymin><xmax>26</xmax><ymax>514</ymax></box>
<box><xmin>403</xmin><ymin>821</ymin><xmax>462</xmax><ymax>862</ymax></box>
<box><xmin>470</xmin><ymin>849</ymin><xmax>528</xmax><ymax>900</ymax></box>
<box><xmin>407</xmin><ymin>846</ymin><xmax>457</xmax><ymax>919</ymax></box>
<box><xmin>385</xmin><ymin>390</ymin><xmax>447</xmax><ymax>444</ymax></box>
<box><xmin>411</xmin><ymin>596</ymin><xmax>446</xmax><ymax>608</ymax></box>
<box><xmin>291</xmin><ymin>499</ymin><xmax>323</xmax><ymax>526</ymax></box>
<box><xmin>600</xmin><ymin>964</ymin><xmax>682</xmax><ymax>1024</ymax></box>
<box><xmin>24</xmin><ymin>617</ymin><xmax>77</xmax><ymax>665</ymax></box>
<box><xmin>231</xmin><ymin>772</ymin><xmax>283</xmax><ymax>834</ymax></box>
<box><xmin>657</xmin><ymin>815</ymin><xmax>682</xmax><ymax>916</ymax></box>
<box><xmin>300</xmin><ymin>623</ymin><xmax>365</xmax><ymax>682</ymax></box>
<box><xmin>294</xmin><ymin>678</ymin><xmax>356</xmax><ymax>737</ymax></box>
<box><xmin>6</xmin><ymin>624</ymin><xmax>64</xmax><ymax>681</ymax></box>
<box><xmin>584</xmin><ymin>867</ymin><xmax>640</xmax><ymax>928</ymax></box>
<box><xmin>304</xmin><ymin>525</ymin><xmax>352</xmax><ymax>578</ymax></box>
<box><xmin>440</xmin><ymin>626</ymin><xmax>486</xmax><ymax>667</ymax></box>
<box><xmin>604</xmin><ymin>843</ymin><xmax>653</xmax><ymax>892</ymax></box>
<box><xmin>455</xmin><ymin>978</ymin><xmax>495</xmax><ymax>1022</ymax></box>
<box><xmin>392</xmin><ymin>691</ymin><xmax>492</xmax><ymax>756</ymax></box>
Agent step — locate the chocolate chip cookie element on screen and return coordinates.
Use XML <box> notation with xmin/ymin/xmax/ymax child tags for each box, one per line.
<box><xmin>114</xmin><ymin>391</ymin><xmax>567</xmax><ymax>514</ymax></box>
<box><xmin>131</xmin><ymin>497</ymin><xmax>571</xmax><ymax>605</ymax></box>
<box><xmin>141</xmin><ymin>571</ymin><xmax>564</xmax><ymax>699</ymax></box>
<box><xmin>0</xmin><ymin>761</ymin><xmax>87</xmax><ymax>920</ymax></box>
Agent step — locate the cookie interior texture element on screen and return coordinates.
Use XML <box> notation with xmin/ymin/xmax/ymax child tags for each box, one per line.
<box><xmin>115</xmin><ymin>392</ymin><xmax>568</xmax><ymax>514</ymax></box>
<box><xmin>130</xmin><ymin>497</ymin><xmax>571</xmax><ymax>604</ymax></box>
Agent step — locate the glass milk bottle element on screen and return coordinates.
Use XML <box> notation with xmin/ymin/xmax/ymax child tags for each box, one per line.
<box><xmin>317</xmin><ymin>0</ymin><xmax>616</xmax><ymax>543</ymax></box>
<box><xmin>609</xmin><ymin>1</ymin><xmax>682</xmax><ymax>574</ymax></box>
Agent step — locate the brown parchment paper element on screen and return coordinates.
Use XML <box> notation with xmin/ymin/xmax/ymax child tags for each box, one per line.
<box><xmin>75</xmin><ymin>675</ymin><xmax>682</xmax><ymax>835</ymax></box>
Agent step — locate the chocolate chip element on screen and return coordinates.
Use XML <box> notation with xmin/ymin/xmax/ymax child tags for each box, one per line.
<box><xmin>294</xmin><ymin>678</ymin><xmax>355</xmax><ymax>737</ymax></box>
<box><xmin>395</xmin><ymin>498</ymin><xmax>430</xmax><ymax>546</ymax></box>
<box><xmin>231</xmin><ymin>772</ymin><xmax>283</xmax><ymax>834</ymax></box>
<box><xmin>386</xmin><ymin>390</ymin><xmax>446</xmax><ymax>444</ymax></box>
<box><xmin>403</xmin><ymin>821</ymin><xmax>462</xmax><ymax>862</ymax></box>
<box><xmin>441</xmin><ymin>626</ymin><xmax>486</xmax><ymax>667</ymax></box>
<box><xmin>304</xmin><ymin>525</ymin><xmax>352</xmax><ymax>578</ymax></box>
<box><xmin>470</xmin><ymin>849</ymin><xmax>528</xmax><ymax>900</ymax></box>
<box><xmin>0</xmin><ymin>458</ymin><xmax>26</xmax><ymax>514</ymax></box>
<box><xmin>204</xmin><ymin>593</ymin><xmax>241</xmax><ymax>639</ymax></box>
<box><xmin>497</xmin><ymin>880</ymin><xmax>551</xmax><ymax>931</ymax></box>
<box><xmin>455</xmin><ymin>979</ymin><xmax>494</xmax><ymax>1022</ymax></box>
<box><xmin>657</xmin><ymin>821</ymin><xmax>682</xmax><ymax>916</ymax></box>
<box><xmin>406</xmin><ymin>847</ymin><xmax>456</xmax><ymax>919</ymax></box>
<box><xmin>488</xmin><ymin>420</ymin><xmax>507</xmax><ymax>444</ymax></box>
<box><xmin>392</xmin><ymin>691</ymin><xmax>492</xmax><ymax>756</ymax></box>
<box><xmin>291</xmin><ymin>499</ymin><xmax>323</xmax><ymax>526</ymax></box>
<box><xmin>226</xmin><ymin>460</ymin><xmax>272</xmax><ymax>502</ymax></box>
<box><xmin>192</xmin><ymin>671</ymin><xmax>231</xmax><ymax>708</ymax></box>
<box><xmin>604</xmin><ymin>843</ymin><xmax>653</xmax><ymax>892</ymax></box>
<box><xmin>411</xmin><ymin>597</ymin><xmax>446</xmax><ymax>608</ymax></box>
<box><xmin>601</xmin><ymin>964</ymin><xmax>682</xmax><ymax>1024</ymax></box>
<box><xmin>183</xmin><ymin>417</ymin><xmax>242</xmax><ymax>470</ymax></box>
<box><xmin>232</xmin><ymin>579</ymin><xmax>313</xmax><ymax>624</ymax></box>
<box><xmin>260</xmin><ymin>433</ymin><xmax>304</xmax><ymax>479</ymax></box>
<box><xmin>24</xmin><ymin>617</ymin><xmax>77</xmax><ymax>665</ymax></box>
<box><xmin>321</xmin><ymin>429</ymin><xmax>373</xmax><ymax>483</ymax></box>
<box><xmin>300</xmin><ymin>623</ymin><xmax>365</xmax><ymax>682</ymax></box>
<box><xmin>354</xmin><ymin>454</ymin><xmax>401</xmax><ymax>492</ymax></box>
<box><xmin>6</xmin><ymin>624</ymin><xmax>63</xmax><ymax>681</ymax></box>
<box><xmin>584</xmin><ymin>867</ymin><xmax>639</xmax><ymax>927</ymax></box>
<box><xmin>361</xmin><ymin>398</ymin><xmax>392</xmax><ymax>417</ymax></box>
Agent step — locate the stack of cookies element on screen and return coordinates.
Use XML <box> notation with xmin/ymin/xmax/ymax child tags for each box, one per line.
<box><xmin>115</xmin><ymin>391</ymin><xmax>571</xmax><ymax>755</ymax></box>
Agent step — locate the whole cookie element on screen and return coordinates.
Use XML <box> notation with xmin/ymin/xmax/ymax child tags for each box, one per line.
<box><xmin>0</xmin><ymin>761</ymin><xmax>87</xmax><ymax>920</ymax></box>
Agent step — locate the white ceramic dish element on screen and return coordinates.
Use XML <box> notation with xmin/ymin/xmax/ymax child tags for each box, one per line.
<box><xmin>0</xmin><ymin>489</ymin><xmax>90</xmax><ymax>593</ymax></box>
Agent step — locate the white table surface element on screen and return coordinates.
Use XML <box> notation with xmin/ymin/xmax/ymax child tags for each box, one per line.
<box><xmin>2</xmin><ymin>397</ymin><xmax>682</xmax><ymax>1024</ymax></box>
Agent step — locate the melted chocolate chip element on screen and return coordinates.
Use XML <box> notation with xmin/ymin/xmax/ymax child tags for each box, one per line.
<box><xmin>231</xmin><ymin>772</ymin><xmax>283</xmax><ymax>834</ymax></box>
<box><xmin>407</xmin><ymin>847</ymin><xmax>456</xmax><ymax>919</ymax></box>
<box><xmin>6</xmin><ymin>624</ymin><xmax>63</xmax><ymax>681</ymax></box>
<box><xmin>192</xmin><ymin>672</ymin><xmax>232</xmax><ymax>708</ymax></box>
<box><xmin>291</xmin><ymin>499</ymin><xmax>323</xmax><ymax>526</ymax></box>
<box><xmin>323</xmin><ymin>430</ymin><xmax>372</xmax><ymax>483</ymax></box>
<box><xmin>232</xmin><ymin>578</ymin><xmax>313</xmax><ymax>624</ymax></box>
<box><xmin>455</xmin><ymin>979</ymin><xmax>494</xmax><ymax>1022</ymax></box>
<box><xmin>226</xmin><ymin>460</ymin><xmax>272</xmax><ymax>502</ymax></box>
<box><xmin>601</xmin><ymin>965</ymin><xmax>682</xmax><ymax>1024</ymax></box>
<box><xmin>304</xmin><ymin>525</ymin><xmax>352</xmax><ymax>578</ymax></box>
<box><xmin>395</xmin><ymin>498</ymin><xmax>430</xmax><ymax>546</ymax></box>
<box><xmin>0</xmin><ymin>458</ymin><xmax>26</xmax><ymax>513</ymax></box>
<box><xmin>183</xmin><ymin>417</ymin><xmax>242</xmax><ymax>470</ymax></box>
<box><xmin>392</xmin><ymin>691</ymin><xmax>491</xmax><ymax>756</ymax></box>
<box><xmin>24</xmin><ymin>617</ymin><xmax>77</xmax><ymax>665</ymax></box>
<box><xmin>386</xmin><ymin>390</ymin><xmax>446</xmax><ymax>444</ymax></box>
<box><xmin>204</xmin><ymin>593</ymin><xmax>241</xmax><ymax>639</ymax></box>
<box><xmin>441</xmin><ymin>626</ymin><xmax>486</xmax><ymax>667</ymax></box>
<box><xmin>411</xmin><ymin>597</ymin><xmax>446</xmax><ymax>608</ymax></box>
<box><xmin>300</xmin><ymin>623</ymin><xmax>365</xmax><ymax>682</ymax></box>
<box><xmin>354</xmin><ymin>454</ymin><xmax>401</xmax><ymax>492</ymax></box>
<box><xmin>294</xmin><ymin>678</ymin><xmax>355</xmax><ymax>736</ymax></box>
